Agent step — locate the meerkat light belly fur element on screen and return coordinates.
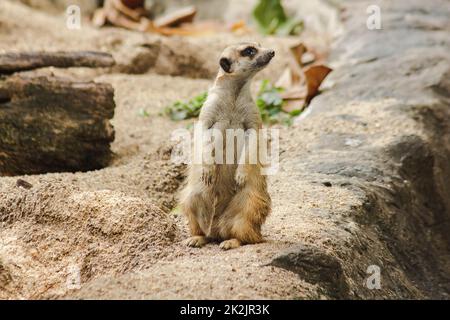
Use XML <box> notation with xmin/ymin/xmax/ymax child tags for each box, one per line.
<box><xmin>180</xmin><ymin>42</ymin><xmax>274</xmax><ymax>250</ymax></box>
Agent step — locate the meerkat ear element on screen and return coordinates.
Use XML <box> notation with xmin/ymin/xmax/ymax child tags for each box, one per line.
<box><xmin>220</xmin><ymin>57</ymin><xmax>232</xmax><ymax>73</ymax></box>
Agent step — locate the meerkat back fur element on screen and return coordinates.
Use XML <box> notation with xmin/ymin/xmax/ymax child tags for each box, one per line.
<box><xmin>180</xmin><ymin>42</ymin><xmax>274</xmax><ymax>250</ymax></box>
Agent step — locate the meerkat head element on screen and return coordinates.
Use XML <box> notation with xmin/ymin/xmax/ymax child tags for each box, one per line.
<box><xmin>218</xmin><ymin>42</ymin><xmax>275</xmax><ymax>79</ymax></box>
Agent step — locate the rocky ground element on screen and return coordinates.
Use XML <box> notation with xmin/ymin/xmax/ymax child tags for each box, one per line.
<box><xmin>1</xmin><ymin>0</ymin><xmax>449</xmax><ymax>299</ymax></box>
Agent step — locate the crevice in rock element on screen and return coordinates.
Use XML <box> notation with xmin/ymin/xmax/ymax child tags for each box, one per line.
<box><xmin>270</xmin><ymin>244</ymin><xmax>350</xmax><ymax>299</ymax></box>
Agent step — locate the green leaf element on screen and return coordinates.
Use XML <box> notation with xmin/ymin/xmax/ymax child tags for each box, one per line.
<box><xmin>276</xmin><ymin>17</ymin><xmax>304</xmax><ymax>36</ymax></box>
<box><xmin>164</xmin><ymin>92</ymin><xmax>208</xmax><ymax>121</ymax></box>
<box><xmin>138</xmin><ymin>108</ymin><xmax>150</xmax><ymax>117</ymax></box>
<box><xmin>170</xmin><ymin>109</ymin><xmax>189</xmax><ymax>121</ymax></box>
<box><xmin>289</xmin><ymin>109</ymin><xmax>302</xmax><ymax>117</ymax></box>
<box><xmin>252</xmin><ymin>0</ymin><xmax>303</xmax><ymax>35</ymax></box>
<box><xmin>256</xmin><ymin>80</ymin><xmax>303</xmax><ymax>125</ymax></box>
<box><xmin>165</xmin><ymin>82</ymin><xmax>304</xmax><ymax>126</ymax></box>
<box><xmin>252</xmin><ymin>0</ymin><xmax>287</xmax><ymax>35</ymax></box>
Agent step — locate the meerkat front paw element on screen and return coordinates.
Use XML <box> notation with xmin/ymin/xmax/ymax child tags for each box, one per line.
<box><xmin>219</xmin><ymin>239</ymin><xmax>241</xmax><ymax>250</ymax></box>
<box><xmin>234</xmin><ymin>170</ymin><xmax>247</xmax><ymax>188</ymax></box>
<box><xmin>184</xmin><ymin>236</ymin><xmax>208</xmax><ymax>248</ymax></box>
<box><xmin>201</xmin><ymin>167</ymin><xmax>214</xmax><ymax>185</ymax></box>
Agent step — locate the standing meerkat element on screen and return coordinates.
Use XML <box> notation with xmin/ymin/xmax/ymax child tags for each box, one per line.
<box><xmin>180</xmin><ymin>42</ymin><xmax>275</xmax><ymax>250</ymax></box>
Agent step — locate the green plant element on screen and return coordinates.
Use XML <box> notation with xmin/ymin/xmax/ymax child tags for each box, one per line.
<box><xmin>164</xmin><ymin>81</ymin><xmax>302</xmax><ymax>125</ymax></box>
<box><xmin>163</xmin><ymin>92</ymin><xmax>208</xmax><ymax>121</ymax></box>
<box><xmin>256</xmin><ymin>80</ymin><xmax>300</xmax><ymax>126</ymax></box>
<box><xmin>252</xmin><ymin>0</ymin><xmax>303</xmax><ymax>35</ymax></box>
<box><xmin>138</xmin><ymin>108</ymin><xmax>150</xmax><ymax>117</ymax></box>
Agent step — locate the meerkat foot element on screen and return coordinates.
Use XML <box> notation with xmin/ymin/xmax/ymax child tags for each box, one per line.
<box><xmin>219</xmin><ymin>239</ymin><xmax>241</xmax><ymax>250</ymax></box>
<box><xmin>185</xmin><ymin>236</ymin><xmax>209</xmax><ymax>248</ymax></box>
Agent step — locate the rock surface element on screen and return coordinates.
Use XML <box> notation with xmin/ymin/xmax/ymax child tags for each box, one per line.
<box><xmin>0</xmin><ymin>72</ymin><xmax>115</xmax><ymax>176</ymax></box>
<box><xmin>278</xmin><ymin>0</ymin><xmax>450</xmax><ymax>298</ymax></box>
<box><xmin>0</xmin><ymin>0</ymin><xmax>449</xmax><ymax>299</ymax></box>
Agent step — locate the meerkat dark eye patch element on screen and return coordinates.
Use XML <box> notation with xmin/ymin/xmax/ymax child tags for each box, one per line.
<box><xmin>240</xmin><ymin>46</ymin><xmax>257</xmax><ymax>58</ymax></box>
<box><xmin>220</xmin><ymin>57</ymin><xmax>232</xmax><ymax>73</ymax></box>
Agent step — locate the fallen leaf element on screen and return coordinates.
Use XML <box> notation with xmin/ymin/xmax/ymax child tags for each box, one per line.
<box><xmin>275</xmin><ymin>67</ymin><xmax>293</xmax><ymax>88</ymax></box>
<box><xmin>280</xmin><ymin>87</ymin><xmax>307</xmax><ymax>100</ymax></box>
<box><xmin>93</xmin><ymin>2</ymin><xmax>218</xmax><ymax>37</ymax></box>
<box><xmin>282</xmin><ymin>42</ymin><xmax>307</xmax><ymax>87</ymax></box>
<box><xmin>95</xmin><ymin>0</ymin><xmax>150</xmax><ymax>31</ymax></box>
<box><xmin>92</xmin><ymin>8</ymin><xmax>107</xmax><ymax>27</ymax></box>
<box><xmin>153</xmin><ymin>22</ymin><xmax>219</xmax><ymax>36</ymax></box>
<box><xmin>301</xmin><ymin>52</ymin><xmax>315</xmax><ymax>65</ymax></box>
<box><xmin>304</xmin><ymin>65</ymin><xmax>332</xmax><ymax>104</ymax></box>
<box><xmin>229</xmin><ymin>20</ymin><xmax>249</xmax><ymax>33</ymax></box>
<box><xmin>121</xmin><ymin>0</ymin><xmax>145</xmax><ymax>9</ymax></box>
<box><xmin>280</xmin><ymin>86</ymin><xmax>306</xmax><ymax>113</ymax></box>
<box><xmin>290</xmin><ymin>43</ymin><xmax>307</xmax><ymax>66</ymax></box>
<box><xmin>111</xmin><ymin>0</ymin><xmax>145</xmax><ymax>21</ymax></box>
<box><xmin>154</xmin><ymin>6</ymin><xmax>197</xmax><ymax>28</ymax></box>
<box><xmin>282</xmin><ymin>98</ymin><xmax>305</xmax><ymax>113</ymax></box>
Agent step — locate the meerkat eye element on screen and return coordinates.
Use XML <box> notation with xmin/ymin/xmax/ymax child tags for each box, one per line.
<box><xmin>241</xmin><ymin>46</ymin><xmax>257</xmax><ymax>57</ymax></box>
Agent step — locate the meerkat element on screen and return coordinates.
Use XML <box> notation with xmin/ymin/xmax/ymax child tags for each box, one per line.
<box><xmin>180</xmin><ymin>42</ymin><xmax>274</xmax><ymax>250</ymax></box>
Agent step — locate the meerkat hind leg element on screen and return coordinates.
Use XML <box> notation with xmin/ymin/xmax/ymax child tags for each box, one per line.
<box><xmin>217</xmin><ymin>188</ymin><xmax>267</xmax><ymax>250</ymax></box>
<box><xmin>182</xmin><ymin>191</ymin><xmax>213</xmax><ymax>248</ymax></box>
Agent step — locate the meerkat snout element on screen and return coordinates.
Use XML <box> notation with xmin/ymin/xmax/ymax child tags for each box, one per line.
<box><xmin>255</xmin><ymin>49</ymin><xmax>275</xmax><ymax>68</ymax></box>
<box><xmin>218</xmin><ymin>42</ymin><xmax>275</xmax><ymax>76</ymax></box>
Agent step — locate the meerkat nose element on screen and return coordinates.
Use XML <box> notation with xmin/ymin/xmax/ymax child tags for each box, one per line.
<box><xmin>268</xmin><ymin>50</ymin><xmax>275</xmax><ymax>57</ymax></box>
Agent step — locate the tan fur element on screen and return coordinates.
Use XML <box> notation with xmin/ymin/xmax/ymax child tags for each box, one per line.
<box><xmin>180</xmin><ymin>42</ymin><xmax>274</xmax><ymax>250</ymax></box>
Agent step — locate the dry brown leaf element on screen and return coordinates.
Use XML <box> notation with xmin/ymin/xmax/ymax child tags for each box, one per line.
<box><xmin>111</xmin><ymin>0</ymin><xmax>145</xmax><ymax>21</ymax></box>
<box><xmin>301</xmin><ymin>52</ymin><xmax>315</xmax><ymax>65</ymax></box>
<box><xmin>121</xmin><ymin>0</ymin><xmax>145</xmax><ymax>9</ymax></box>
<box><xmin>304</xmin><ymin>65</ymin><xmax>332</xmax><ymax>104</ymax></box>
<box><xmin>93</xmin><ymin>0</ymin><xmax>150</xmax><ymax>31</ymax></box>
<box><xmin>281</xmin><ymin>88</ymin><xmax>307</xmax><ymax>100</ymax></box>
<box><xmin>107</xmin><ymin>12</ymin><xmax>149</xmax><ymax>31</ymax></box>
<box><xmin>280</xmin><ymin>64</ymin><xmax>332</xmax><ymax>112</ymax></box>
<box><xmin>154</xmin><ymin>6</ymin><xmax>197</xmax><ymax>28</ymax></box>
<box><xmin>282</xmin><ymin>99</ymin><xmax>305</xmax><ymax>113</ymax></box>
<box><xmin>229</xmin><ymin>20</ymin><xmax>250</xmax><ymax>34</ymax></box>
<box><xmin>152</xmin><ymin>21</ymin><xmax>219</xmax><ymax>36</ymax></box>
<box><xmin>275</xmin><ymin>43</ymin><xmax>331</xmax><ymax>113</ymax></box>
<box><xmin>278</xmin><ymin>42</ymin><xmax>307</xmax><ymax>87</ymax></box>
<box><xmin>92</xmin><ymin>8</ymin><xmax>107</xmax><ymax>27</ymax></box>
<box><xmin>230</xmin><ymin>20</ymin><xmax>245</xmax><ymax>31</ymax></box>
<box><xmin>275</xmin><ymin>67</ymin><xmax>293</xmax><ymax>88</ymax></box>
<box><xmin>93</xmin><ymin>1</ymin><xmax>218</xmax><ymax>37</ymax></box>
<box><xmin>290</xmin><ymin>43</ymin><xmax>307</xmax><ymax>67</ymax></box>
<box><xmin>280</xmin><ymin>87</ymin><xmax>306</xmax><ymax>112</ymax></box>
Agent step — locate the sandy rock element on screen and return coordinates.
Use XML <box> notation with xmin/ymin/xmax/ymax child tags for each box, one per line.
<box><xmin>0</xmin><ymin>182</ymin><xmax>179</xmax><ymax>299</ymax></box>
<box><xmin>12</xmin><ymin>0</ymin><xmax>99</xmax><ymax>15</ymax></box>
<box><xmin>0</xmin><ymin>258</ymin><xmax>13</xmax><ymax>297</ymax></box>
<box><xmin>279</xmin><ymin>0</ymin><xmax>450</xmax><ymax>298</ymax></box>
<box><xmin>271</xmin><ymin>244</ymin><xmax>349</xmax><ymax>299</ymax></box>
